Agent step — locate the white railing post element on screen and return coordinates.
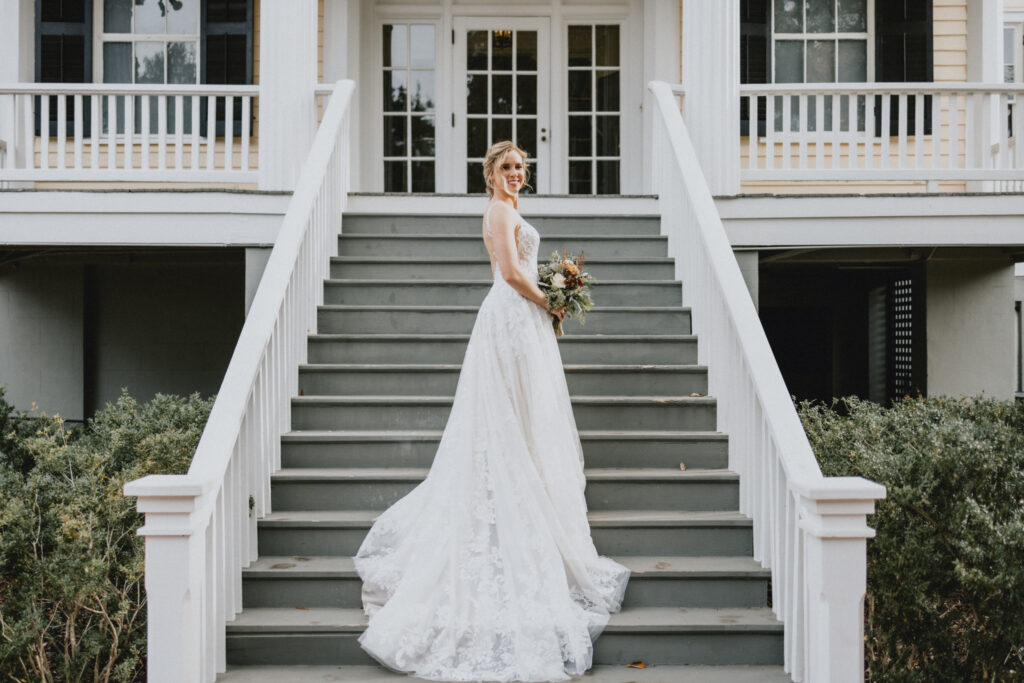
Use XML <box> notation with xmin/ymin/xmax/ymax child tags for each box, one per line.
<box><xmin>649</xmin><ymin>80</ymin><xmax>886</xmax><ymax>682</ymax></box>
<box><xmin>799</xmin><ymin>480</ymin><xmax>885</xmax><ymax>683</ymax></box>
<box><xmin>123</xmin><ymin>475</ymin><xmax>207</xmax><ymax>683</ymax></box>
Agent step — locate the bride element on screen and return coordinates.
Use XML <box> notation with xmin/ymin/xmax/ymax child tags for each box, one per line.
<box><xmin>354</xmin><ymin>141</ymin><xmax>630</xmax><ymax>682</ymax></box>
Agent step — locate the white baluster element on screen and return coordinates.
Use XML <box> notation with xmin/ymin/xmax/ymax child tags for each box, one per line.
<box><xmin>242</xmin><ymin>96</ymin><xmax>251</xmax><ymax>172</ymax></box>
<box><xmin>191</xmin><ymin>95</ymin><xmax>201</xmax><ymax>170</ymax></box>
<box><xmin>107</xmin><ymin>95</ymin><xmax>118</xmax><ymax>171</ymax></box>
<box><xmin>73</xmin><ymin>94</ymin><xmax>83</xmax><ymax>169</ymax></box>
<box><xmin>814</xmin><ymin>93</ymin><xmax>825</xmax><ymax>170</ymax></box>
<box><xmin>90</xmin><ymin>94</ymin><xmax>100</xmax><ymax>170</ymax></box>
<box><xmin>175</xmin><ymin>95</ymin><xmax>184</xmax><ymax>170</ymax></box>
<box><xmin>40</xmin><ymin>95</ymin><xmax>50</xmax><ymax>170</ymax></box>
<box><xmin>897</xmin><ymin>93</ymin><xmax>908</xmax><ymax>168</ymax></box>
<box><xmin>914</xmin><ymin>93</ymin><xmax>925</xmax><ymax>168</ymax></box>
<box><xmin>225</xmin><ymin>95</ymin><xmax>235</xmax><ymax>171</ymax></box>
<box><xmin>141</xmin><ymin>95</ymin><xmax>151</xmax><ymax>170</ymax></box>
<box><xmin>158</xmin><ymin>96</ymin><xmax>167</xmax><ymax>170</ymax></box>
<box><xmin>124</xmin><ymin>95</ymin><xmax>134</xmax><ymax>170</ymax></box>
<box><xmin>206</xmin><ymin>95</ymin><xmax>216</xmax><ymax>170</ymax></box>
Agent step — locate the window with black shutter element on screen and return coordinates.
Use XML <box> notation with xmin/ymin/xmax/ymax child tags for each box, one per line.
<box><xmin>875</xmin><ymin>0</ymin><xmax>933</xmax><ymax>136</ymax></box>
<box><xmin>35</xmin><ymin>0</ymin><xmax>92</xmax><ymax>135</ymax></box>
<box><xmin>740</xmin><ymin>0</ymin><xmax>770</xmax><ymax>137</ymax></box>
<box><xmin>203</xmin><ymin>0</ymin><xmax>253</xmax><ymax>137</ymax></box>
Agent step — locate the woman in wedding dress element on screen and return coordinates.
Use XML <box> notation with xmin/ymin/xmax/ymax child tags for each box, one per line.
<box><xmin>354</xmin><ymin>141</ymin><xmax>630</xmax><ymax>682</ymax></box>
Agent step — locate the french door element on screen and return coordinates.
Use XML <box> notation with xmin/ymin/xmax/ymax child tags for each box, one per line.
<box><xmin>453</xmin><ymin>18</ymin><xmax>551</xmax><ymax>194</ymax></box>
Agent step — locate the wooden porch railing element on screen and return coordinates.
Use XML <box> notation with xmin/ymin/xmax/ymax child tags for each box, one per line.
<box><xmin>651</xmin><ymin>80</ymin><xmax>886</xmax><ymax>683</ymax></box>
<box><xmin>0</xmin><ymin>83</ymin><xmax>259</xmax><ymax>182</ymax></box>
<box><xmin>740</xmin><ymin>83</ymin><xmax>1024</xmax><ymax>190</ymax></box>
<box><xmin>122</xmin><ymin>79</ymin><xmax>354</xmax><ymax>683</ymax></box>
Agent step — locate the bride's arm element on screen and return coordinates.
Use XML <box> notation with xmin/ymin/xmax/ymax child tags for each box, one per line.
<box><xmin>487</xmin><ymin>206</ymin><xmax>550</xmax><ymax>309</ymax></box>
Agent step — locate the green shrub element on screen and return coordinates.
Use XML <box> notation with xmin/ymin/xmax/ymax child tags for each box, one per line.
<box><xmin>799</xmin><ymin>396</ymin><xmax>1024</xmax><ymax>682</ymax></box>
<box><xmin>0</xmin><ymin>389</ymin><xmax>212</xmax><ymax>683</ymax></box>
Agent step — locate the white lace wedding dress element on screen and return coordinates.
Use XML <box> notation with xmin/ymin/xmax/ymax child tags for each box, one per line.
<box><xmin>354</xmin><ymin>207</ymin><xmax>630</xmax><ymax>682</ymax></box>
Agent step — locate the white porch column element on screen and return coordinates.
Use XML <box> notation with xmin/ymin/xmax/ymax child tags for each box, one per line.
<box><xmin>681</xmin><ymin>0</ymin><xmax>741</xmax><ymax>196</ymax></box>
<box><xmin>0</xmin><ymin>0</ymin><xmax>35</xmax><ymax>177</ymax></box>
<box><xmin>642</xmin><ymin>0</ymin><xmax>681</xmax><ymax>194</ymax></box>
<box><xmin>123</xmin><ymin>475</ymin><xmax>207</xmax><ymax>683</ymax></box>
<box><xmin>799</xmin><ymin>479</ymin><xmax>886</xmax><ymax>683</ymax></box>
<box><xmin>967</xmin><ymin>0</ymin><xmax>1005</xmax><ymax>192</ymax></box>
<box><xmin>258</xmin><ymin>0</ymin><xmax>318</xmax><ymax>191</ymax></box>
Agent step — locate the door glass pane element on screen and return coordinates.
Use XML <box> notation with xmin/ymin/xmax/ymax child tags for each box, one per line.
<box><xmin>517</xmin><ymin>119</ymin><xmax>537</xmax><ymax>155</ymax></box>
<box><xmin>568</xmin><ymin>26</ymin><xmax>591</xmax><ymax>67</ymax></box>
<box><xmin>492</xmin><ymin>30</ymin><xmax>513</xmax><ymax>71</ymax></box>
<box><xmin>775</xmin><ymin>41</ymin><xmax>804</xmax><ymax>83</ymax></box>
<box><xmin>104</xmin><ymin>0</ymin><xmax>131</xmax><ymax>32</ymax></box>
<box><xmin>135</xmin><ymin>0</ymin><xmax>167</xmax><ymax>34</ymax></box>
<box><xmin>595</xmin><ymin>26</ymin><xmax>619</xmax><ymax>66</ymax></box>
<box><xmin>384</xmin><ymin>116</ymin><xmax>407</xmax><ymax>156</ymax></box>
<box><xmin>467</xmin><ymin>163</ymin><xmax>486</xmax><ymax>193</ymax></box>
<box><xmin>410</xmin><ymin>25</ymin><xmax>435</xmax><ymax>67</ymax></box>
<box><xmin>467</xmin><ymin>118</ymin><xmax>488</xmax><ymax>157</ymax></box>
<box><xmin>517</xmin><ymin>31</ymin><xmax>537</xmax><ymax>71</ymax></box>
<box><xmin>568</xmin><ymin>71</ymin><xmax>591</xmax><ymax>111</ymax></box>
<box><xmin>569</xmin><ymin>116</ymin><xmax>591</xmax><ymax>156</ymax></box>
<box><xmin>774</xmin><ymin>0</ymin><xmax>804</xmax><ymax>33</ymax></box>
<box><xmin>168</xmin><ymin>42</ymin><xmax>197</xmax><ymax>84</ymax></box>
<box><xmin>467</xmin><ymin>74</ymin><xmax>487</xmax><ymax>114</ymax></box>
<box><xmin>467</xmin><ymin>31</ymin><xmax>488</xmax><ymax>70</ymax></box>
<box><xmin>597</xmin><ymin>116</ymin><xmax>619</xmax><ymax>157</ymax></box>
<box><xmin>167</xmin><ymin>1</ymin><xmax>198</xmax><ymax>34</ymax></box>
<box><xmin>411</xmin><ymin>161</ymin><xmax>435</xmax><ymax>192</ymax></box>
<box><xmin>569</xmin><ymin>161</ymin><xmax>591</xmax><ymax>194</ymax></box>
<box><xmin>597</xmin><ymin>160</ymin><xmax>620</xmax><ymax>194</ymax></box>
<box><xmin>806</xmin><ymin>0</ymin><xmax>834</xmax><ymax>33</ymax></box>
<box><xmin>412</xmin><ymin>115</ymin><xmax>435</xmax><ymax>156</ymax></box>
<box><xmin>596</xmin><ymin>71</ymin><xmax>619</xmax><ymax>111</ymax></box>
<box><xmin>517</xmin><ymin>75</ymin><xmax>537</xmax><ymax>114</ymax></box>
<box><xmin>385</xmin><ymin>161</ymin><xmax>407</xmax><ymax>192</ymax></box>
<box><xmin>492</xmin><ymin>75</ymin><xmax>512</xmax><ymax>114</ymax></box>
<box><xmin>838</xmin><ymin>40</ymin><xmax>867</xmax><ymax>82</ymax></box>
<box><xmin>837</xmin><ymin>0</ymin><xmax>866</xmax><ymax>32</ymax></box>
<box><xmin>806</xmin><ymin>40</ymin><xmax>835</xmax><ymax>83</ymax></box>
<box><xmin>492</xmin><ymin>118</ymin><xmax>512</xmax><ymax>142</ymax></box>
<box><xmin>410</xmin><ymin>71</ymin><xmax>435</xmax><ymax>112</ymax></box>
<box><xmin>135</xmin><ymin>42</ymin><xmax>165</xmax><ymax>83</ymax></box>
<box><xmin>384</xmin><ymin>71</ymin><xmax>407</xmax><ymax>111</ymax></box>
<box><xmin>385</xmin><ymin>25</ymin><xmax>408</xmax><ymax>68</ymax></box>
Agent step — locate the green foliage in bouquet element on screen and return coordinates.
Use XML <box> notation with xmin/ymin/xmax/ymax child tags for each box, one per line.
<box><xmin>798</xmin><ymin>396</ymin><xmax>1024</xmax><ymax>682</ymax></box>
<box><xmin>538</xmin><ymin>250</ymin><xmax>596</xmax><ymax>337</ymax></box>
<box><xmin>0</xmin><ymin>388</ymin><xmax>212</xmax><ymax>682</ymax></box>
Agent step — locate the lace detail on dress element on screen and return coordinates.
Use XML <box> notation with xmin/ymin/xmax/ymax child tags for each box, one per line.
<box><xmin>353</xmin><ymin>206</ymin><xmax>630</xmax><ymax>682</ymax></box>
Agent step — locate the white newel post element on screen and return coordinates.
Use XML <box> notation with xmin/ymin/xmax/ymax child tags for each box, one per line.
<box><xmin>681</xmin><ymin>0</ymin><xmax>741</xmax><ymax>195</ymax></box>
<box><xmin>799</xmin><ymin>479</ymin><xmax>886</xmax><ymax>683</ymax></box>
<box><xmin>258</xmin><ymin>0</ymin><xmax>318</xmax><ymax>190</ymax></box>
<box><xmin>967</xmin><ymin>0</ymin><xmax>1005</xmax><ymax>191</ymax></box>
<box><xmin>0</xmin><ymin>0</ymin><xmax>35</xmax><ymax>183</ymax></box>
<box><xmin>124</xmin><ymin>475</ymin><xmax>207</xmax><ymax>683</ymax></box>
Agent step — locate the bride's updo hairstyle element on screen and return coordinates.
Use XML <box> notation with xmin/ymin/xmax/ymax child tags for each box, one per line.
<box><xmin>482</xmin><ymin>141</ymin><xmax>531</xmax><ymax>197</ymax></box>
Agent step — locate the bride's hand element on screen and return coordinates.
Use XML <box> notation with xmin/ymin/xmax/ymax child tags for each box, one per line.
<box><xmin>549</xmin><ymin>306</ymin><xmax>568</xmax><ymax>322</ymax></box>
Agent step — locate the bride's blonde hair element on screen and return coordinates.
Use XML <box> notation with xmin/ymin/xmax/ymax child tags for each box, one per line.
<box><xmin>482</xmin><ymin>141</ymin><xmax>531</xmax><ymax>197</ymax></box>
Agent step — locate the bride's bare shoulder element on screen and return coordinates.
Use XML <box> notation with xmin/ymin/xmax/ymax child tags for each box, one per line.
<box><xmin>484</xmin><ymin>202</ymin><xmax>519</xmax><ymax>233</ymax></box>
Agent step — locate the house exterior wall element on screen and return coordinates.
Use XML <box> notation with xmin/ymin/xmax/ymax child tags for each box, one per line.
<box><xmin>926</xmin><ymin>250</ymin><xmax>1017</xmax><ymax>399</ymax></box>
<box><xmin>0</xmin><ymin>264</ymin><xmax>85</xmax><ymax>420</ymax></box>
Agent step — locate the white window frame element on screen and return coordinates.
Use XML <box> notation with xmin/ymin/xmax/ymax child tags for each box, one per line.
<box><xmin>770</xmin><ymin>0</ymin><xmax>875</xmax><ymax>84</ymax></box>
<box><xmin>91</xmin><ymin>0</ymin><xmax>201</xmax><ymax>85</ymax></box>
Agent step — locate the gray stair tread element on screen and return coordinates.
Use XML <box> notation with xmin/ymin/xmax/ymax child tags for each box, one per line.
<box><xmin>292</xmin><ymin>395</ymin><xmax>716</xmax><ymax>406</ymax></box>
<box><xmin>309</xmin><ymin>334</ymin><xmax>696</xmax><ymax>341</ymax></box>
<box><xmin>333</xmin><ymin>255</ymin><xmax>674</xmax><ymax>262</ymax></box>
<box><xmin>340</xmin><ymin>234</ymin><xmax>667</xmax><ymax>240</ymax></box>
<box><xmin>280</xmin><ymin>429</ymin><xmax>727</xmax><ymax>442</ymax></box>
<box><xmin>244</xmin><ymin>555</ymin><xmax>768</xmax><ymax>579</ymax></box>
<box><xmin>271</xmin><ymin>467</ymin><xmax>736</xmax><ymax>482</ymax></box>
<box><xmin>218</xmin><ymin>664</ymin><xmax>791</xmax><ymax>682</ymax></box>
<box><xmin>260</xmin><ymin>510</ymin><xmax>750</xmax><ymax>527</ymax></box>
<box><xmin>299</xmin><ymin>363</ymin><xmax>707</xmax><ymax>372</ymax></box>
<box><xmin>227</xmin><ymin>607</ymin><xmax>782</xmax><ymax>633</ymax></box>
<box><xmin>326</xmin><ymin>278</ymin><xmax>678</xmax><ymax>285</ymax></box>
<box><xmin>317</xmin><ymin>305</ymin><xmax>688</xmax><ymax>312</ymax></box>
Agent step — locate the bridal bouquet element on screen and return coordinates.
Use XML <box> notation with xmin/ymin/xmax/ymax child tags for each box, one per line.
<box><xmin>538</xmin><ymin>250</ymin><xmax>596</xmax><ymax>338</ymax></box>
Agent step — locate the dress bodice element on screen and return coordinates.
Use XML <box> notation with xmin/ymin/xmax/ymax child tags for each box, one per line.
<box><xmin>485</xmin><ymin>204</ymin><xmax>540</xmax><ymax>281</ymax></box>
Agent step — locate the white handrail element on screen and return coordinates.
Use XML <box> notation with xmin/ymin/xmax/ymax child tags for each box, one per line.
<box><xmin>649</xmin><ymin>81</ymin><xmax>885</xmax><ymax>683</ymax></box>
<box><xmin>124</xmin><ymin>79</ymin><xmax>354</xmax><ymax>683</ymax></box>
<box><xmin>740</xmin><ymin>82</ymin><xmax>1024</xmax><ymax>185</ymax></box>
<box><xmin>0</xmin><ymin>83</ymin><xmax>259</xmax><ymax>182</ymax></box>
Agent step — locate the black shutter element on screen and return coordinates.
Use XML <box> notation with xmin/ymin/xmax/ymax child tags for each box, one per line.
<box><xmin>36</xmin><ymin>0</ymin><xmax>92</xmax><ymax>135</ymax></box>
<box><xmin>875</xmin><ymin>0</ymin><xmax>933</xmax><ymax>136</ymax></box>
<box><xmin>740</xmin><ymin>0</ymin><xmax>770</xmax><ymax>137</ymax></box>
<box><xmin>202</xmin><ymin>0</ymin><xmax>253</xmax><ymax>137</ymax></box>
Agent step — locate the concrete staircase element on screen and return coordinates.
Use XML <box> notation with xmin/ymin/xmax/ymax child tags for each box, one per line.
<box><xmin>221</xmin><ymin>203</ymin><xmax>790</xmax><ymax>681</ymax></box>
